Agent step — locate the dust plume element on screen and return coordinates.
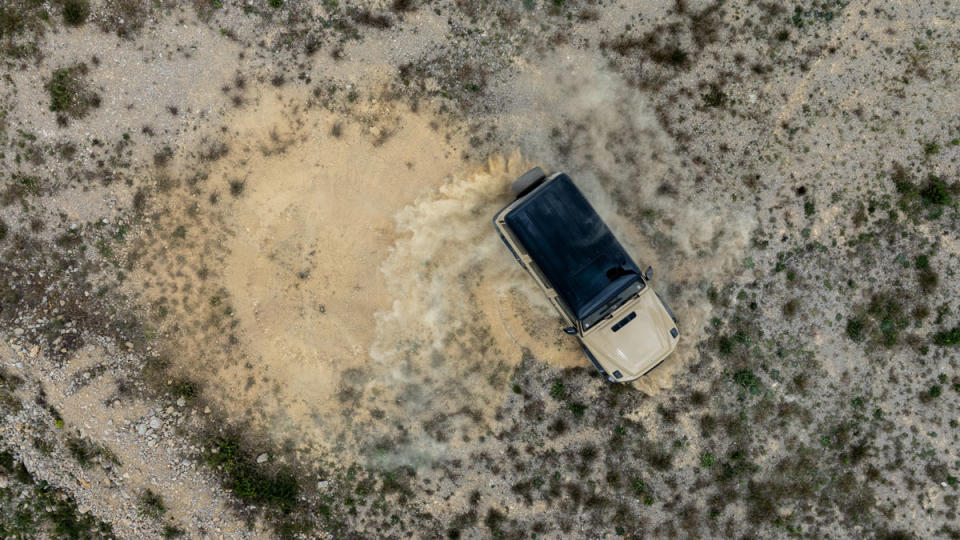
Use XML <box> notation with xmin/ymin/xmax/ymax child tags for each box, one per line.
<box><xmin>129</xmin><ymin>52</ymin><xmax>755</xmax><ymax>467</ymax></box>
<box><xmin>488</xmin><ymin>50</ymin><xmax>758</xmax><ymax>393</ymax></box>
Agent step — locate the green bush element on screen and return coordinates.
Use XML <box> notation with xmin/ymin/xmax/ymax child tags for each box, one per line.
<box><xmin>733</xmin><ymin>370</ymin><xmax>761</xmax><ymax>395</ymax></box>
<box><xmin>845</xmin><ymin>317</ymin><xmax>865</xmax><ymax>342</ymax></box>
<box><xmin>138</xmin><ymin>489</ymin><xmax>166</xmax><ymax>519</ymax></box>
<box><xmin>933</xmin><ymin>327</ymin><xmax>960</xmax><ymax>347</ymax></box>
<box><xmin>920</xmin><ymin>176</ymin><xmax>951</xmax><ymax>206</ymax></box>
<box><xmin>207</xmin><ymin>436</ymin><xmax>299</xmax><ymax>511</ymax></box>
<box><xmin>47</xmin><ymin>68</ymin><xmax>77</xmax><ymax>112</ymax></box>
<box><xmin>62</xmin><ymin>0</ymin><xmax>90</xmax><ymax>25</ymax></box>
<box><xmin>549</xmin><ymin>380</ymin><xmax>565</xmax><ymax>399</ymax></box>
<box><xmin>46</xmin><ymin>64</ymin><xmax>98</xmax><ymax>118</ymax></box>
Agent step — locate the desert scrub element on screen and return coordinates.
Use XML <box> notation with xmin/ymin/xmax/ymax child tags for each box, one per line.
<box><xmin>46</xmin><ymin>64</ymin><xmax>100</xmax><ymax>120</ymax></box>
<box><xmin>138</xmin><ymin>489</ymin><xmax>166</xmax><ymax>519</ymax></box>
<box><xmin>0</xmin><ymin>451</ymin><xmax>114</xmax><ymax>537</ymax></box>
<box><xmin>66</xmin><ymin>435</ymin><xmax>119</xmax><ymax>469</ymax></box>
<box><xmin>171</xmin><ymin>379</ymin><xmax>200</xmax><ymax>404</ymax></box>
<box><xmin>0</xmin><ymin>366</ymin><xmax>23</xmax><ymax>413</ymax></box>
<box><xmin>932</xmin><ymin>327</ymin><xmax>960</xmax><ymax>347</ymax></box>
<box><xmin>60</xmin><ymin>0</ymin><xmax>90</xmax><ymax>26</ymax></box>
<box><xmin>206</xmin><ymin>435</ymin><xmax>299</xmax><ymax>511</ymax></box>
<box><xmin>845</xmin><ymin>292</ymin><xmax>908</xmax><ymax>348</ymax></box>
<box><xmin>891</xmin><ymin>163</ymin><xmax>956</xmax><ymax>220</ymax></box>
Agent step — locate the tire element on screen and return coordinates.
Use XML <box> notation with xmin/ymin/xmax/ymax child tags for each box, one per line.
<box><xmin>510</xmin><ymin>167</ymin><xmax>546</xmax><ymax>198</ymax></box>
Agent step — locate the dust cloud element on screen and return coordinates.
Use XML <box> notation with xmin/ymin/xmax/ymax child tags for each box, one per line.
<box><xmin>131</xmin><ymin>53</ymin><xmax>755</xmax><ymax>465</ymax></box>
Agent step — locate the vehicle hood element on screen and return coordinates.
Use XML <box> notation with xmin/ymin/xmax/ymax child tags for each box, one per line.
<box><xmin>583</xmin><ymin>289</ymin><xmax>677</xmax><ymax>380</ymax></box>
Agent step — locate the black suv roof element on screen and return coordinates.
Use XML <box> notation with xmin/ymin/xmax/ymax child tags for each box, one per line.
<box><xmin>504</xmin><ymin>174</ymin><xmax>641</xmax><ymax>320</ymax></box>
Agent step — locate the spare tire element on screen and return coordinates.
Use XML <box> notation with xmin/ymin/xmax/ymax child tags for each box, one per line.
<box><xmin>510</xmin><ymin>167</ymin><xmax>547</xmax><ymax>198</ymax></box>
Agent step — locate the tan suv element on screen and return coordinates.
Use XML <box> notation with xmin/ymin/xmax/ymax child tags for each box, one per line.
<box><xmin>493</xmin><ymin>167</ymin><xmax>678</xmax><ymax>382</ymax></box>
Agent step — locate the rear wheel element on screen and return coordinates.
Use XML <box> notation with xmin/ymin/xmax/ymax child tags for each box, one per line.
<box><xmin>510</xmin><ymin>167</ymin><xmax>546</xmax><ymax>198</ymax></box>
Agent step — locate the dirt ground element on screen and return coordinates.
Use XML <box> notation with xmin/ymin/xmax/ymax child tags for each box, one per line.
<box><xmin>1</xmin><ymin>0</ymin><xmax>959</xmax><ymax>538</ymax></box>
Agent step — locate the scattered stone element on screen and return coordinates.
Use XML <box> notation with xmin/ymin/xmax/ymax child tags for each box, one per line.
<box><xmin>176</xmin><ymin>397</ymin><xmax>186</xmax><ymax>407</ymax></box>
<box><xmin>256</xmin><ymin>453</ymin><xmax>268</xmax><ymax>464</ymax></box>
<box><xmin>149</xmin><ymin>417</ymin><xmax>161</xmax><ymax>430</ymax></box>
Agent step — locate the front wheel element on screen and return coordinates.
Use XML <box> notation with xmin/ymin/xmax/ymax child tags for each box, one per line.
<box><xmin>510</xmin><ymin>167</ymin><xmax>546</xmax><ymax>198</ymax></box>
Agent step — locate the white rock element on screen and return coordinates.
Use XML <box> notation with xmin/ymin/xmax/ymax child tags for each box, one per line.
<box><xmin>256</xmin><ymin>453</ymin><xmax>268</xmax><ymax>464</ymax></box>
<box><xmin>149</xmin><ymin>417</ymin><xmax>161</xmax><ymax>430</ymax></box>
<box><xmin>317</xmin><ymin>480</ymin><xmax>329</xmax><ymax>489</ymax></box>
<box><xmin>176</xmin><ymin>397</ymin><xmax>186</xmax><ymax>407</ymax></box>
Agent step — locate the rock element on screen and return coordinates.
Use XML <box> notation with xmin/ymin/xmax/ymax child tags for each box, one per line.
<box><xmin>136</xmin><ymin>424</ymin><xmax>147</xmax><ymax>435</ymax></box>
<box><xmin>149</xmin><ymin>417</ymin><xmax>161</xmax><ymax>430</ymax></box>
<box><xmin>176</xmin><ymin>397</ymin><xmax>186</xmax><ymax>407</ymax></box>
<box><xmin>317</xmin><ymin>480</ymin><xmax>329</xmax><ymax>489</ymax></box>
<box><xmin>203</xmin><ymin>406</ymin><xmax>211</xmax><ymax>414</ymax></box>
<box><xmin>256</xmin><ymin>453</ymin><xmax>268</xmax><ymax>464</ymax></box>
<box><xmin>29</xmin><ymin>345</ymin><xmax>39</xmax><ymax>357</ymax></box>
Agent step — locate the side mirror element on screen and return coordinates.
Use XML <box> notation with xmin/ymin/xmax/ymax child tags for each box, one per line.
<box><xmin>644</xmin><ymin>266</ymin><xmax>653</xmax><ymax>280</ymax></box>
<box><xmin>563</xmin><ymin>327</ymin><xmax>578</xmax><ymax>335</ymax></box>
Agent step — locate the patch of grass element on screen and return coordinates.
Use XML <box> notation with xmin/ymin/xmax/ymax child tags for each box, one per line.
<box><xmin>138</xmin><ymin>488</ymin><xmax>166</xmax><ymax>519</ymax></box>
<box><xmin>846</xmin><ymin>317</ymin><xmax>865</xmax><ymax>342</ymax></box>
<box><xmin>922</xmin><ymin>140</ymin><xmax>940</xmax><ymax>156</ymax></box>
<box><xmin>46</xmin><ymin>64</ymin><xmax>99</xmax><ymax>119</ymax></box>
<box><xmin>66</xmin><ymin>436</ymin><xmax>117</xmax><ymax>469</ymax></box>
<box><xmin>717</xmin><ymin>328</ymin><xmax>751</xmax><ymax>355</ymax></box>
<box><xmin>847</xmin><ymin>293</ymin><xmax>909</xmax><ymax>348</ymax></box>
<box><xmin>919</xmin><ymin>176</ymin><xmax>951</xmax><ymax>206</ymax></box>
<box><xmin>206</xmin><ymin>435</ymin><xmax>299</xmax><ymax>511</ymax></box>
<box><xmin>550</xmin><ymin>380</ymin><xmax>565</xmax><ymax>399</ymax></box>
<box><xmin>933</xmin><ymin>327</ymin><xmax>960</xmax><ymax>347</ymax></box>
<box><xmin>171</xmin><ymin>379</ymin><xmax>200</xmax><ymax>404</ymax></box>
<box><xmin>567</xmin><ymin>402</ymin><xmax>587</xmax><ymax>418</ymax></box>
<box><xmin>702</xmin><ymin>84</ymin><xmax>726</xmax><ymax>108</ymax></box>
<box><xmin>733</xmin><ymin>370</ymin><xmax>762</xmax><ymax>395</ymax></box>
<box><xmin>61</xmin><ymin>0</ymin><xmax>90</xmax><ymax>25</ymax></box>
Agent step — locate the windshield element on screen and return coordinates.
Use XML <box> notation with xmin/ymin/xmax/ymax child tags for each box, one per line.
<box><xmin>581</xmin><ymin>277</ymin><xmax>645</xmax><ymax>331</ymax></box>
